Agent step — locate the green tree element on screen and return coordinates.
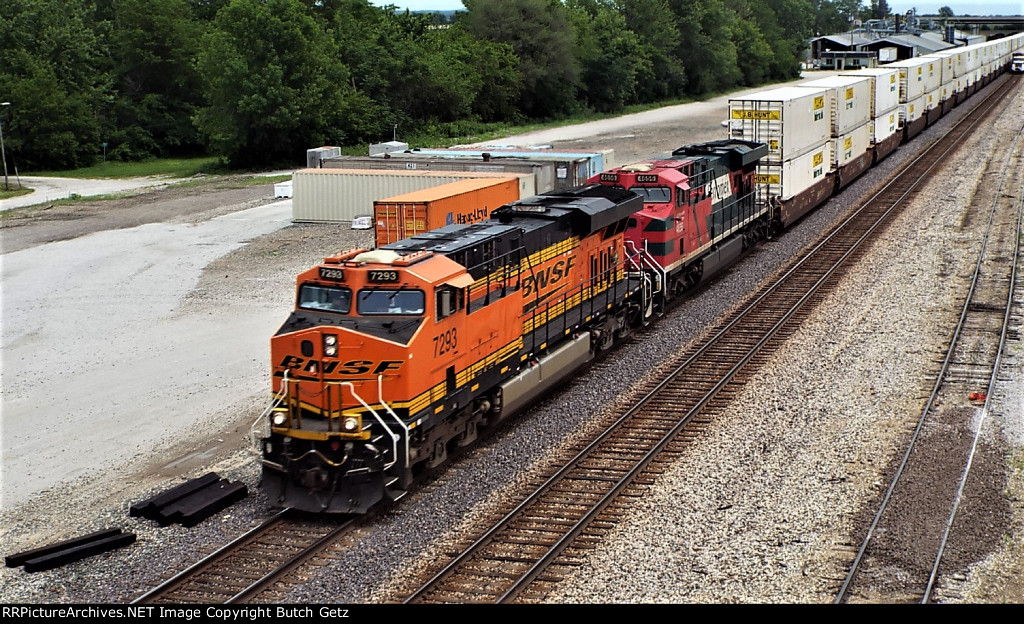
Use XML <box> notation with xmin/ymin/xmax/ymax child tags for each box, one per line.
<box><xmin>102</xmin><ymin>0</ymin><xmax>207</xmax><ymax>160</ymax></box>
<box><xmin>617</xmin><ymin>0</ymin><xmax>686</xmax><ymax>102</ymax></box>
<box><xmin>812</xmin><ymin>0</ymin><xmax>863</xmax><ymax>35</ymax></box>
<box><xmin>567</xmin><ymin>0</ymin><xmax>648</xmax><ymax>113</ymax></box>
<box><xmin>762</xmin><ymin>0</ymin><xmax>815</xmax><ymax>78</ymax></box>
<box><xmin>668</xmin><ymin>0</ymin><xmax>741</xmax><ymax>95</ymax></box>
<box><xmin>938</xmin><ymin>6</ymin><xmax>953</xmax><ymax>17</ymax></box>
<box><xmin>425</xmin><ymin>24</ymin><xmax>523</xmax><ymax>124</ymax></box>
<box><xmin>194</xmin><ymin>0</ymin><xmax>363</xmax><ymax>167</ymax></box>
<box><xmin>0</xmin><ymin>0</ymin><xmax>112</xmax><ymax>170</ymax></box>
<box><xmin>463</xmin><ymin>0</ymin><xmax>580</xmax><ymax>119</ymax></box>
<box><xmin>725</xmin><ymin>0</ymin><xmax>776</xmax><ymax>85</ymax></box>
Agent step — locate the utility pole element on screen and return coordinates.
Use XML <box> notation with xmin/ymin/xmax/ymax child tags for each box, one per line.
<box><xmin>0</xmin><ymin>102</ymin><xmax>10</xmax><ymax>191</ymax></box>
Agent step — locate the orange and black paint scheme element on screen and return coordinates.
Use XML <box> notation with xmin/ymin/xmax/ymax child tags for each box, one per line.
<box><xmin>262</xmin><ymin>185</ymin><xmax>648</xmax><ymax>513</ymax></box>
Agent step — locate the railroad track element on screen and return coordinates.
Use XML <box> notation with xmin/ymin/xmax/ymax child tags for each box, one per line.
<box><xmin>835</xmin><ymin>81</ymin><xmax>1024</xmax><ymax>604</ymax></box>
<box><xmin>396</xmin><ymin>76</ymin><xmax>1021</xmax><ymax>604</ymax></box>
<box><xmin>131</xmin><ymin>510</ymin><xmax>359</xmax><ymax>604</ymax></box>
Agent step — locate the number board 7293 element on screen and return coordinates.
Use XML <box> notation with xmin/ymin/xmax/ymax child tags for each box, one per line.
<box><xmin>368</xmin><ymin>270</ymin><xmax>400</xmax><ymax>283</ymax></box>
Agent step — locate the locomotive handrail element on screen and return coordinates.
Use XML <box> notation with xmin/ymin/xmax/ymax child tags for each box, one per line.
<box><xmin>624</xmin><ymin>239</ymin><xmax>664</xmax><ymax>318</ymax></box>
<box><xmin>339</xmin><ymin>381</ymin><xmax>403</xmax><ymax>471</ymax></box>
<box><xmin>248</xmin><ymin>370</ymin><xmax>290</xmax><ymax>454</ymax></box>
<box><xmin>375</xmin><ymin>374</ymin><xmax>409</xmax><ymax>470</ymax></box>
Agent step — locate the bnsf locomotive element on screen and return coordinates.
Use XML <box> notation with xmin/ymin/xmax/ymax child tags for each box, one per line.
<box><xmin>261</xmin><ymin>140</ymin><xmax>767</xmax><ymax>513</ymax></box>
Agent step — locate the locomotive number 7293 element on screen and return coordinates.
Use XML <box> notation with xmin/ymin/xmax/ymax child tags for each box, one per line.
<box><xmin>433</xmin><ymin>328</ymin><xmax>457</xmax><ymax>357</ymax></box>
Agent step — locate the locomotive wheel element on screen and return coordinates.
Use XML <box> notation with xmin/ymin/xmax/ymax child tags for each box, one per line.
<box><xmin>685</xmin><ymin>261</ymin><xmax>703</xmax><ymax>287</ymax></box>
<box><xmin>614</xmin><ymin>310</ymin><xmax>633</xmax><ymax>340</ymax></box>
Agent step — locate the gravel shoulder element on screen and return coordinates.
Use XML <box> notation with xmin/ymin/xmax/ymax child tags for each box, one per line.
<box><xmin>0</xmin><ymin>76</ymin><xmax>1021</xmax><ymax>604</ymax></box>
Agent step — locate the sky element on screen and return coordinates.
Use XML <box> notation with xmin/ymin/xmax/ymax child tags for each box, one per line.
<box><xmin>368</xmin><ymin>0</ymin><xmax>1015</xmax><ymax>15</ymax></box>
<box><xmin>369</xmin><ymin>0</ymin><xmax>464</xmax><ymax>11</ymax></box>
<box><xmin>368</xmin><ymin>0</ymin><xmax>1022</xmax><ymax>16</ymax></box>
<box><xmin>886</xmin><ymin>1</ymin><xmax>1023</xmax><ymax>15</ymax></box>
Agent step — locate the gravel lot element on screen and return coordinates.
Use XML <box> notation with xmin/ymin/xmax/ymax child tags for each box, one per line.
<box><xmin>0</xmin><ymin>74</ymin><xmax>1021</xmax><ymax>604</ymax></box>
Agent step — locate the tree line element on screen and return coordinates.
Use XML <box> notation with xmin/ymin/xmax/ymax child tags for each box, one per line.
<box><xmin>0</xmin><ymin>0</ymin><xmax>888</xmax><ymax>171</ymax></box>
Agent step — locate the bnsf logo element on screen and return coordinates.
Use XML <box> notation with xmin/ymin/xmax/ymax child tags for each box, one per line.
<box><xmin>278</xmin><ymin>356</ymin><xmax>403</xmax><ymax>375</ymax></box>
<box><xmin>522</xmin><ymin>256</ymin><xmax>576</xmax><ymax>297</ymax></box>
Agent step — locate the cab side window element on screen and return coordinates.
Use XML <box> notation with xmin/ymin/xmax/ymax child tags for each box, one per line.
<box><xmin>436</xmin><ymin>285</ymin><xmax>465</xmax><ymax>320</ymax></box>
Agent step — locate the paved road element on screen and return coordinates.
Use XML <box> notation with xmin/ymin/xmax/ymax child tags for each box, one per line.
<box><xmin>0</xmin><ymin>176</ymin><xmax>173</xmax><ymax>211</ymax></box>
<box><xmin>0</xmin><ymin>198</ymin><xmax>294</xmax><ymax>509</ymax></box>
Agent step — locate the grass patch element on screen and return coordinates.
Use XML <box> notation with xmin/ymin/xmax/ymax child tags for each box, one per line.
<box><xmin>26</xmin><ymin>156</ymin><xmax>226</xmax><ymax>179</ymax></box>
<box><xmin>0</xmin><ymin>186</ymin><xmax>33</xmax><ymax>201</ymax></box>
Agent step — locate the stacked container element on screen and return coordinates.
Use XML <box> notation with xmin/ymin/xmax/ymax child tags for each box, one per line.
<box><xmin>291</xmin><ymin>168</ymin><xmax>535</xmax><ymax>223</ymax></box>
<box><xmin>886</xmin><ymin>57</ymin><xmax>939</xmax><ymax>140</ymax></box>
<box><xmin>728</xmin><ymin>85</ymin><xmax>833</xmax><ymax>226</ymax></box>
<box><xmin>402</xmin><ymin>147</ymin><xmax>616</xmax><ymax>180</ymax></box>
<box><xmin>320</xmin><ymin>154</ymin><xmax>572</xmax><ymax>192</ymax></box>
<box><xmin>921</xmin><ymin>48</ymin><xmax>967</xmax><ymax>105</ymax></box>
<box><xmin>798</xmin><ymin>75</ymin><xmax>873</xmax><ymax>189</ymax></box>
<box><xmin>372</xmin><ymin>177</ymin><xmax>522</xmax><ymax>247</ymax></box>
<box><xmin>839</xmin><ymin>66</ymin><xmax>901</xmax><ymax>163</ymax></box>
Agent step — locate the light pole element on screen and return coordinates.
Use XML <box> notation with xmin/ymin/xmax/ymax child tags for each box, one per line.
<box><xmin>0</xmin><ymin>102</ymin><xmax>10</xmax><ymax>191</ymax></box>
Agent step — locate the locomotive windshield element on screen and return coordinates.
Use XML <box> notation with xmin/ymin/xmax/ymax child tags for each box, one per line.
<box><xmin>357</xmin><ymin>289</ymin><xmax>426</xmax><ymax>315</ymax></box>
<box><xmin>298</xmin><ymin>284</ymin><xmax>352</xmax><ymax>314</ymax></box>
<box><xmin>628</xmin><ymin>186</ymin><xmax>672</xmax><ymax>204</ymax></box>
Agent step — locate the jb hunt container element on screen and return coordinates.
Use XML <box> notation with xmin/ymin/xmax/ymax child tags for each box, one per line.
<box><xmin>728</xmin><ymin>86</ymin><xmax>832</xmax><ymax>164</ymax></box>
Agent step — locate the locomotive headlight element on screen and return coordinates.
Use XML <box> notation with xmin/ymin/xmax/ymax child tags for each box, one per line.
<box><xmin>272</xmin><ymin>411</ymin><xmax>288</xmax><ymax>427</ymax></box>
<box><xmin>323</xmin><ymin>334</ymin><xmax>338</xmax><ymax>357</ymax></box>
<box><xmin>342</xmin><ymin>416</ymin><xmax>359</xmax><ymax>432</ymax></box>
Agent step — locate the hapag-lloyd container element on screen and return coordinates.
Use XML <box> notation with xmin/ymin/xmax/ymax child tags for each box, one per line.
<box><xmin>728</xmin><ymin>86</ymin><xmax>832</xmax><ymax>164</ymax></box>
<box><xmin>797</xmin><ymin>75</ymin><xmax>872</xmax><ymax>136</ymax></box>
<box><xmin>372</xmin><ymin>177</ymin><xmax>522</xmax><ymax>247</ymax></box>
<box><xmin>839</xmin><ymin>67</ymin><xmax>900</xmax><ymax>117</ymax></box>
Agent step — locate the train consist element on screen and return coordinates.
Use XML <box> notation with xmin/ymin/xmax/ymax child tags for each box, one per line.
<box><xmin>258</xmin><ymin>34</ymin><xmax>1024</xmax><ymax>514</ymax></box>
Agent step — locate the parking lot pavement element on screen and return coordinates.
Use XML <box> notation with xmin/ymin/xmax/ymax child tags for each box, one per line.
<box><xmin>0</xmin><ymin>176</ymin><xmax>173</xmax><ymax>211</ymax></box>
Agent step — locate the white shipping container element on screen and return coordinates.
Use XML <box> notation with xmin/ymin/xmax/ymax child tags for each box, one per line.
<box><xmin>729</xmin><ymin>86</ymin><xmax>832</xmax><ymax>163</ymax></box>
<box><xmin>755</xmin><ymin>141</ymin><xmax>832</xmax><ymax>203</ymax></box>
<box><xmin>963</xmin><ymin>47</ymin><xmax>981</xmax><ymax>74</ymax></box>
<box><xmin>321</xmin><ymin>155</ymin><xmax>564</xmax><ymax>193</ymax></box>
<box><xmin>924</xmin><ymin>87</ymin><xmax>941</xmax><ymax>111</ymax></box>
<box><xmin>830</xmin><ymin>123</ymin><xmax>872</xmax><ymax>168</ymax></box>
<box><xmin>918</xmin><ymin>53</ymin><xmax>954</xmax><ymax>84</ymax></box>
<box><xmin>900</xmin><ymin>95</ymin><xmax>926</xmax><ymax>125</ymax></box>
<box><xmin>292</xmin><ymin>168</ymin><xmax>535</xmax><ymax>222</ymax></box>
<box><xmin>933</xmin><ymin>48</ymin><xmax>967</xmax><ymax>78</ymax></box>
<box><xmin>274</xmin><ymin>181</ymin><xmax>293</xmax><ymax>198</ymax></box>
<box><xmin>840</xmin><ymin>67</ymin><xmax>900</xmax><ymax>118</ymax></box>
<box><xmin>886</xmin><ymin>57</ymin><xmax>941</xmax><ymax>101</ymax></box>
<box><xmin>871</xmin><ymin>110</ymin><xmax>900</xmax><ymax>144</ymax></box>
<box><xmin>797</xmin><ymin>75</ymin><xmax>872</xmax><ymax>137</ymax></box>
